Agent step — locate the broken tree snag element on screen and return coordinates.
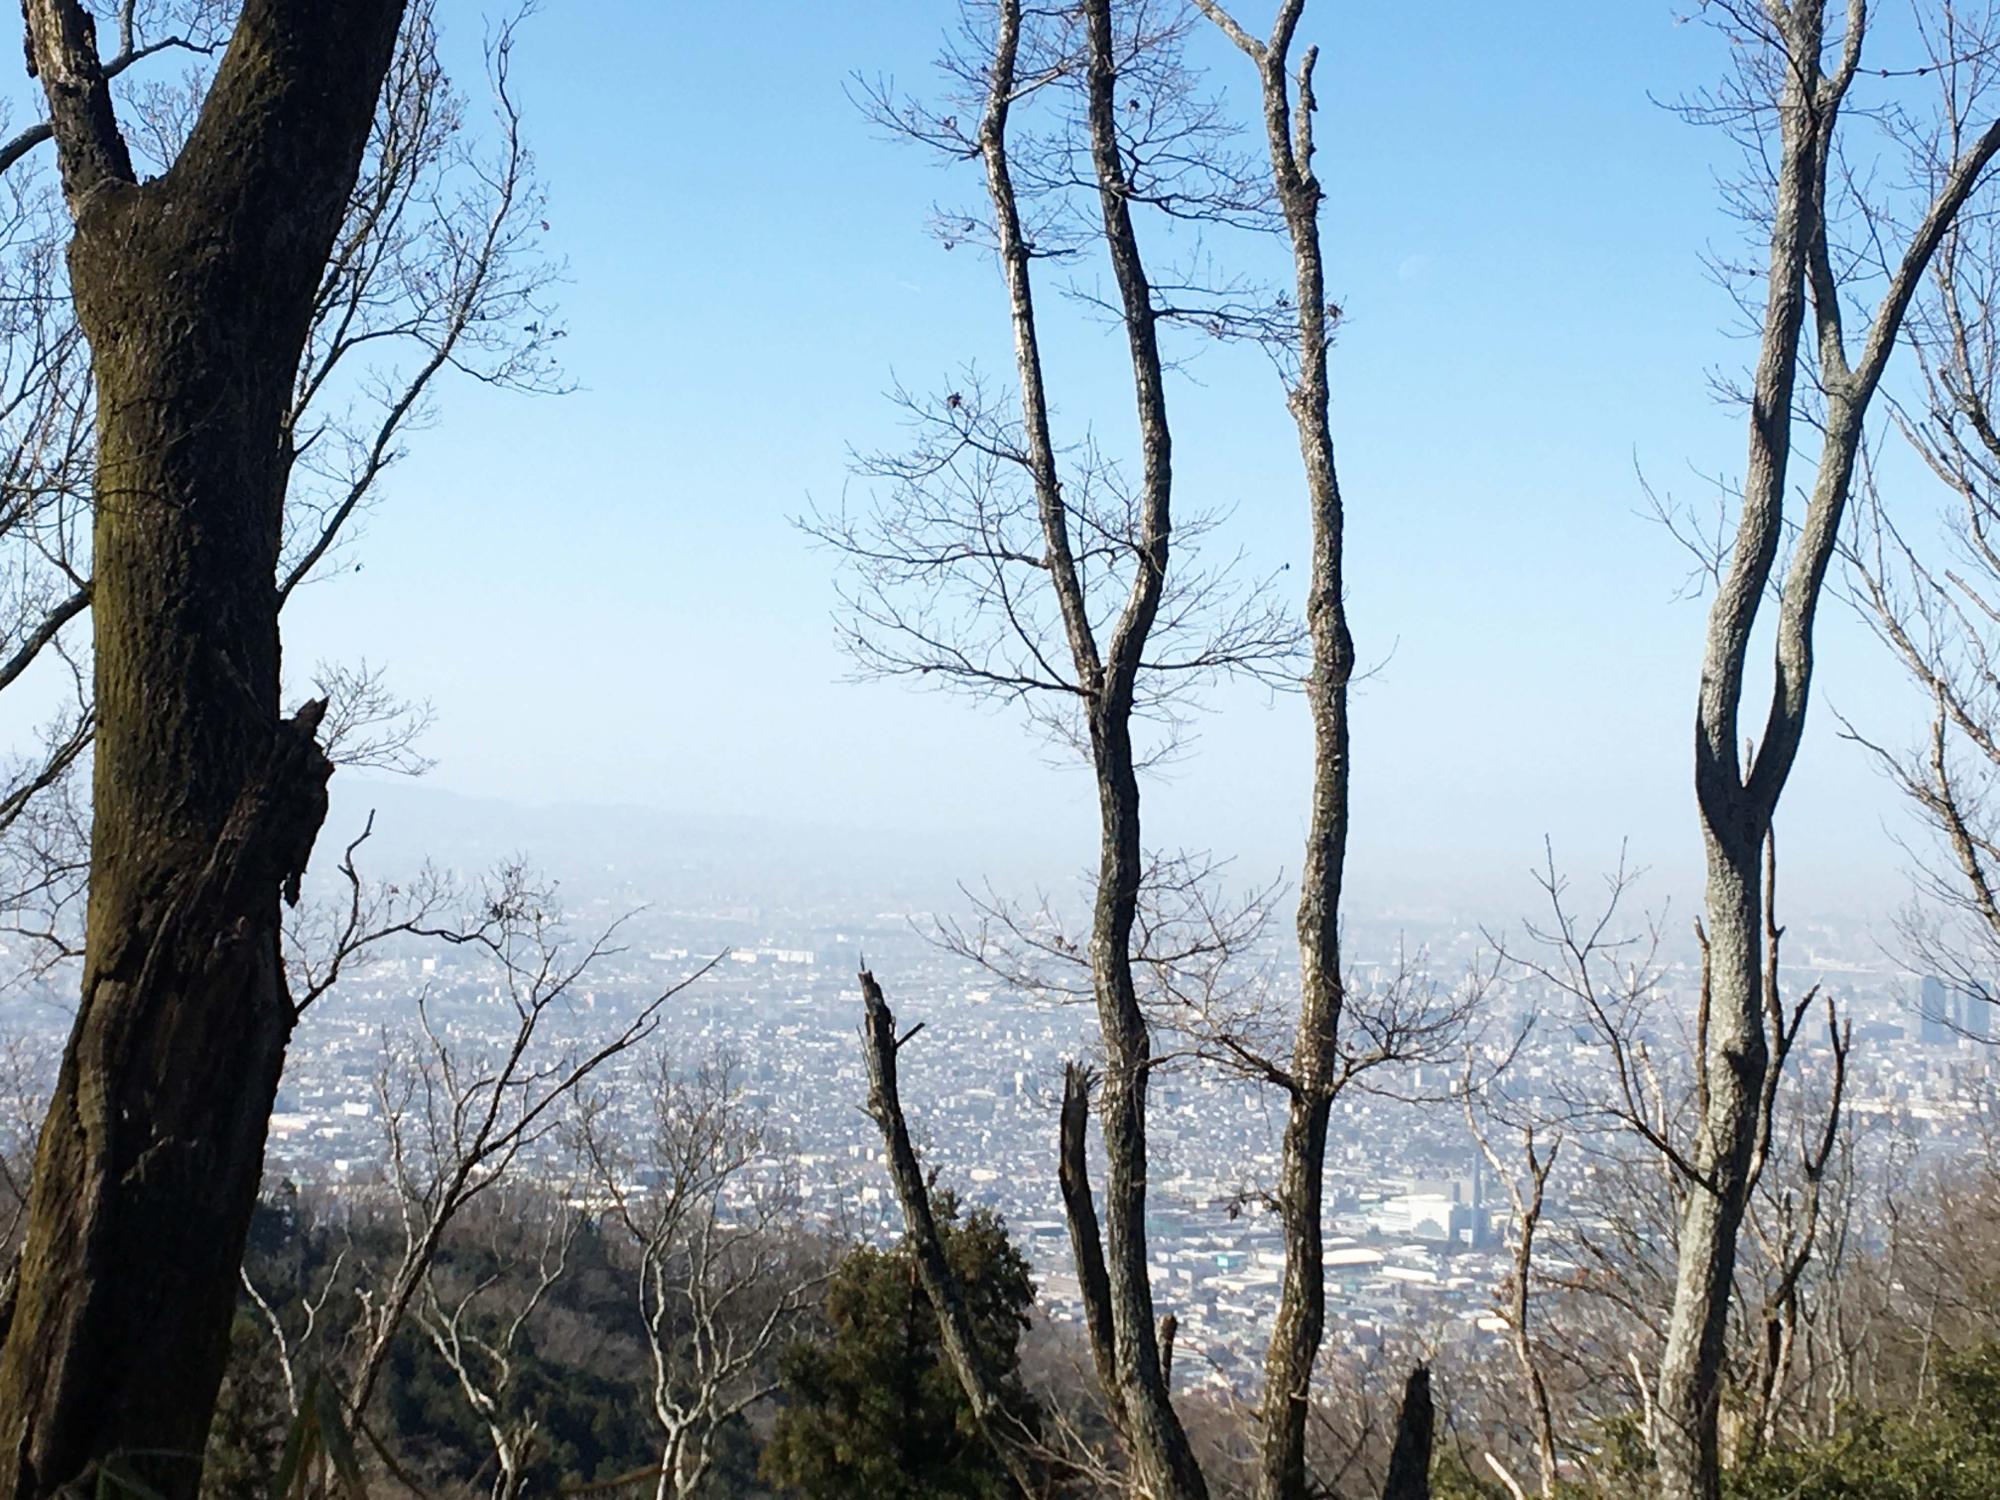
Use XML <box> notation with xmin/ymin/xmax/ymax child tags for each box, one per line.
<box><xmin>0</xmin><ymin>3</ymin><xmax>407</xmax><ymax>1496</ymax></box>
<box><xmin>857</xmin><ymin>969</ymin><xmax>1042</xmax><ymax>1499</ymax></box>
<box><xmin>1059</xmin><ymin>1061</ymin><xmax>1126</xmax><ymax>1437</ymax></box>
<box><xmin>1380</xmin><ymin>1365</ymin><xmax>1434</xmax><ymax>1500</ymax></box>
<box><xmin>19</xmin><ymin>0</ymin><xmax>135</xmax><ymax>204</ymax></box>
<box><xmin>0</xmin><ymin>692</ymin><xmax>337</xmax><ymax>1499</ymax></box>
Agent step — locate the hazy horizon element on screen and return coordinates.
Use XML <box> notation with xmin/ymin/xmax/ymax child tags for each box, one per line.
<box><xmin>251</xmin><ymin>0</ymin><xmax>1940</xmax><ymax>926</ymax></box>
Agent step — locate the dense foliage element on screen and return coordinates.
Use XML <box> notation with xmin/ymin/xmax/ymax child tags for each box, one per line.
<box><xmin>761</xmin><ymin>1198</ymin><xmax>1044</xmax><ymax>1500</ymax></box>
<box><xmin>1725</xmin><ymin>1344</ymin><xmax>2000</xmax><ymax>1500</ymax></box>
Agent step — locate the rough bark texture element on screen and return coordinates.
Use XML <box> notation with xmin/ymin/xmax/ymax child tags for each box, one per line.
<box><xmin>971</xmin><ymin>0</ymin><xmax>1203</xmax><ymax>1492</ymax></box>
<box><xmin>1655</xmin><ymin>16</ymin><xmax>1813</xmax><ymax>1485</ymax></box>
<box><xmin>1655</xmin><ymin>7</ymin><xmax>2000</xmax><ymax>1497</ymax></box>
<box><xmin>1070</xmin><ymin>6</ymin><xmax>1207</xmax><ymax>1497</ymax></box>
<box><xmin>1219</xmin><ymin>11</ymin><xmax>1350</xmax><ymax>1499</ymax></box>
<box><xmin>971</xmin><ymin>17</ymin><xmax>1135</xmax><ymax>1470</ymax></box>
<box><xmin>978</xmin><ymin>0</ymin><xmax>1100</xmax><ymax>694</ymax></box>
<box><xmin>0</xmin><ymin>4</ymin><xmax>405</xmax><ymax>1495</ymax></box>
<box><xmin>1189</xmin><ymin>7</ymin><xmax>1355</xmax><ymax>1493</ymax></box>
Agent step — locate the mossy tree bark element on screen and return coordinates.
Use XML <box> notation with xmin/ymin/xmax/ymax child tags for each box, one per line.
<box><xmin>0</xmin><ymin>4</ymin><xmax>405</xmax><ymax>1495</ymax></box>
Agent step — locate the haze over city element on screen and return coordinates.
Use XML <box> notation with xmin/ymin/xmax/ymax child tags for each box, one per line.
<box><xmin>3</xmin><ymin>2</ymin><xmax>1999</xmax><ymax>1498</ymax></box>
<box><xmin>266</xmin><ymin>1</ymin><xmax>1926</xmax><ymax>922</ymax></box>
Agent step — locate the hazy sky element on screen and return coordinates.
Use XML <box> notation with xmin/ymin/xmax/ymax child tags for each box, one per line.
<box><xmin>273</xmin><ymin>2</ymin><xmax>1950</xmax><ymax>921</ymax></box>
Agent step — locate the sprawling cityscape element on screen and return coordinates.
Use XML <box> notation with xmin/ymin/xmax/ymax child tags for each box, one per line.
<box><xmin>78</xmin><ymin>807</ymin><xmax>1974</xmax><ymax>1401</ymax></box>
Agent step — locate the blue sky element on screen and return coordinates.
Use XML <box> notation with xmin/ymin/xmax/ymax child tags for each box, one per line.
<box><xmin>272</xmin><ymin>1</ymin><xmax>1943</xmax><ymax>919</ymax></box>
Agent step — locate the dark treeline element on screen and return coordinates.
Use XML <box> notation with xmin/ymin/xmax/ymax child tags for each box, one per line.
<box><xmin>170</xmin><ymin>1147</ymin><xmax>2000</xmax><ymax>1499</ymax></box>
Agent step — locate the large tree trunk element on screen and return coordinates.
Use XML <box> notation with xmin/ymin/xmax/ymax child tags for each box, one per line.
<box><xmin>0</xmin><ymin>6</ymin><xmax>404</xmax><ymax>1495</ymax></box>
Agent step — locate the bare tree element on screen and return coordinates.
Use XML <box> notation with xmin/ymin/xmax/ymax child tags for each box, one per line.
<box><xmin>1839</xmin><ymin>105</ymin><xmax>2000</xmax><ymax>1030</ymax></box>
<box><xmin>0</xmin><ymin>1036</ymin><xmax>54</xmax><ymax>1339</ymax></box>
<box><xmin>237</xmin><ymin>1234</ymin><xmax>344</xmax><ymax>1426</ymax></box>
<box><xmin>416</xmin><ymin>1185</ymin><xmax>581</xmax><ymax>1500</ymax></box>
<box><xmin>823</xmin><ymin>5</ymin><xmax>1305</xmax><ymax>1496</ymax></box>
<box><xmin>1183</xmin><ymin>4</ymin><xmax>1361</xmax><ymax>1493</ymax></box>
<box><xmin>1737</xmin><ymin>1051</ymin><xmax>1851</xmax><ymax>1464</ymax></box>
<box><xmin>1649</xmin><ymin>6</ymin><xmax>2000</xmax><ymax>1495</ymax></box>
<box><xmin>1497</xmin><ymin>838</ymin><xmax>1852</xmax><ymax>1489</ymax></box>
<box><xmin>839</xmin><ymin>9</ymin><xmax>1474</xmax><ymax>1495</ymax></box>
<box><xmin>344</xmin><ymin>868</ymin><xmax>717</xmax><ymax>1419</ymax></box>
<box><xmin>1462</xmin><ymin>1078</ymin><xmax>1562</xmax><ymax>1499</ymax></box>
<box><xmin>579</xmin><ymin>1044</ymin><xmax>823</xmax><ymax>1500</ymax></box>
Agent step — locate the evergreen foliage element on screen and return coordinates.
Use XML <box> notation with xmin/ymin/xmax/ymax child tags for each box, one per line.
<box><xmin>760</xmin><ymin>1197</ymin><xmax>1042</xmax><ymax>1500</ymax></box>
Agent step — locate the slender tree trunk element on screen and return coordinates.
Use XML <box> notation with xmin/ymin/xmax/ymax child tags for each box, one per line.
<box><xmin>1058</xmin><ymin>1063</ymin><xmax>1124</xmax><ymax>1434</ymax></box>
<box><xmin>495</xmin><ymin>1444</ymin><xmax>529</xmax><ymax>1500</ymax></box>
<box><xmin>1071</xmin><ymin>4</ymin><xmax>1206</xmax><ymax>1495</ymax></box>
<box><xmin>1656</xmin><ymin>843</ymin><xmax>1765</xmax><ymax>1499</ymax></box>
<box><xmin>970</xmin><ymin>4</ymin><xmax>1196</xmax><ymax>1490</ymax></box>
<box><xmin>1086</xmin><ymin>715</ymin><xmax>1206</xmax><ymax>1500</ymax></box>
<box><xmin>1262</xmin><ymin>1087</ymin><xmax>1333</xmax><ymax>1498</ymax></box>
<box><xmin>0</xmin><ymin>6</ymin><xmax>404</xmax><ymax>1495</ymax></box>
<box><xmin>1244</xmin><ymin>23</ymin><xmax>1354</xmax><ymax>1500</ymax></box>
<box><xmin>1518</xmin><ymin>1294</ymin><xmax>1558</xmax><ymax>1493</ymax></box>
<box><xmin>1511</xmin><ymin>1164</ymin><xmax>1559</xmax><ymax>1497</ymax></box>
<box><xmin>1181</xmin><ymin>14</ymin><xmax>1351</xmax><ymax>1493</ymax></box>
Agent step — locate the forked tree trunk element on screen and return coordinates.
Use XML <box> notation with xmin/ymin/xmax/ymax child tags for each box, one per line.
<box><xmin>1086</xmin><ymin>707</ymin><xmax>1206</xmax><ymax>1500</ymax></box>
<box><xmin>1653</xmin><ymin>6</ymin><xmax>2000</xmax><ymax>1494</ymax></box>
<box><xmin>0</xmin><ymin>5</ymin><xmax>404</xmax><ymax>1495</ymax></box>
<box><xmin>962</xmin><ymin>4</ymin><xmax>1201</xmax><ymax>1491</ymax></box>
